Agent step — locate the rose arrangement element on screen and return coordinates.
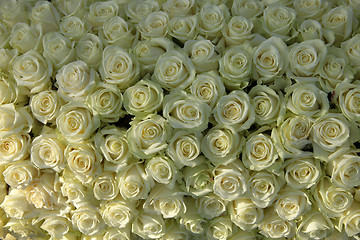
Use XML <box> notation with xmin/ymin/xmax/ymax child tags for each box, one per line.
<box><xmin>1</xmin><ymin>0</ymin><xmax>360</xmax><ymax>239</ymax></box>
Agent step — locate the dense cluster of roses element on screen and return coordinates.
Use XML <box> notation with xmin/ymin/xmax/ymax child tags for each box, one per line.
<box><xmin>1</xmin><ymin>0</ymin><xmax>360</xmax><ymax>239</ymax></box>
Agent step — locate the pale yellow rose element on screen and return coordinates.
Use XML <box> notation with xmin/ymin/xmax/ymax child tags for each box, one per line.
<box><xmin>132</xmin><ymin>211</ymin><xmax>166</xmax><ymax>239</ymax></box>
<box><xmin>0</xmin><ymin>104</ymin><xmax>33</xmax><ymax>138</ymax></box>
<box><xmin>222</xmin><ymin>16</ymin><xmax>254</xmax><ymax>47</ymax></box>
<box><xmin>75</xmin><ymin>33</ymin><xmax>103</xmax><ymax>69</ymax></box>
<box><xmin>99</xmin><ymin>16</ymin><xmax>135</xmax><ymax>49</ymax></box>
<box><xmin>162</xmin><ymin>0</ymin><xmax>195</xmax><ymax>17</ymax></box>
<box><xmin>3</xmin><ymin>160</ymin><xmax>38</xmax><ymax>188</ymax></box>
<box><xmin>297</xmin><ymin>19</ymin><xmax>335</xmax><ymax>47</ymax></box>
<box><xmin>30</xmin><ymin>90</ymin><xmax>61</xmax><ymax>124</ymax></box>
<box><xmin>184</xmin><ymin>39</ymin><xmax>219</xmax><ymax>73</ymax></box>
<box><xmin>0</xmin><ymin>48</ymin><xmax>17</xmax><ymax>71</ymax></box>
<box><xmin>196</xmin><ymin>193</ymin><xmax>226</xmax><ymax>219</ymax></box>
<box><xmin>342</xmin><ymin>34</ymin><xmax>360</xmax><ymax>72</ymax></box>
<box><xmin>0</xmin><ymin>132</ymin><xmax>30</xmax><ymax>164</ymax></box>
<box><xmin>125</xmin><ymin>0</ymin><xmax>160</xmax><ymax>24</ymax></box>
<box><xmin>168</xmin><ymin>15</ymin><xmax>198</xmax><ymax>43</ymax></box>
<box><xmin>231</xmin><ymin>0</ymin><xmax>264</xmax><ymax>19</ymax></box>
<box><xmin>0</xmin><ymin>0</ymin><xmax>28</xmax><ymax>30</ymax></box>
<box><xmin>9</xmin><ymin>23</ymin><xmax>42</xmax><ymax>54</ymax></box>
<box><xmin>71</xmin><ymin>205</ymin><xmax>105</xmax><ymax>236</ymax></box>
<box><xmin>53</xmin><ymin>0</ymin><xmax>87</xmax><ymax>17</ymax></box>
<box><xmin>100</xmin><ymin>196</ymin><xmax>135</xmax><ymax>229</ymax></box>
<box><xmin>259</xmin><ymin>208</ymin><xmax>296</xmax><ymax>239</ymax></box>
<box><xmin>40</xmin><ymin>216</ymin><xmax>70</xmax><ymax>239</ymax></box>
<box><xmin>293</xmin><ymin>0</ymin><xmax>329</xmax><ymax>20</ymax></box>
<box><xmin>30</xmin><ymin>1</ymin><xmax>60</xmax><ymax>34</ymax></box>
<box><xmin>60</xmin><ymin>16</ymin><xmax>86</xmax><ymax>41</ymax></box>
<box><xmin>138</xmin><ymin>11</ymin><xmax>169</xmax><ymax>39</ymax></box>
<box><xmin>339</xmin><ymin>201</ymin><xmax>360</xmax><ymax>238</ymax></box>
<box><xmin>92</xmin><ymin>172</ymin><xmax>118</xmax><ymax>201</ymax></box>
<box><xmin>206</xmin><ymin>217</ymin><xmax>233</xmax><ymax>240</ymax></box>
<box><xmin>0</xmin><ymin>189</ymin><xmax>33</xmax><ymax>219</ymax></box>
<box><xmin>86</xmin><ymin>1</ymin><xmax>119</xmax><ymax>30</ymax></box>
<box><xmin>335</xmin><ymin>82</ymin><xmax>360</xmax><ymax>124</ymax></box>
<box><xmin>297</xmin><ymin>209</ymin><xmax>334</xmax><ymax>239</ymax></box>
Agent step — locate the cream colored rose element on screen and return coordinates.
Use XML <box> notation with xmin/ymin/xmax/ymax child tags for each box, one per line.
<box><xmin>213</xmin><ymin>90</ymin><xmax>255</xmax><ymax>131</ymax></box>
<box><xmin>206</xmin><ymin>217</ymin><xmax>233</xmax><ymax>240</ymax></box>
<box><xmin>146</xmin><ymin>155</ymin><xmax>178</xmax><ymax>189</ymax></box>
<box><xmin>60</xmin><ymin>175</ymin><xmax>90</xmax><ymax>208</ymax></box>
<box><xmin>56</xmin><ymin>102</ymin><xmax>100</xmax><ymax>143</ymax></box>
<box><xmin>342</xmin><ymin>34</ymin><xmax>360</xmax><ymax>71</ymax></box>
<box><xmin>99</xmin><ymin>45</ymin><xmax>140</xmax><ymax>91</ymax></box>
<box><xmin>127</xmin><ymin>114</ymin><xmax>171</xmax><ymax>159</ymax></box>
<box><xmin>283</xmin><ymin>154</ymin><xmax>321</xmax><ymax>189</ymax></box>
<box><xmin>182</xmin><ymin>162</ymin><xmax>213</xmax><ymax>197</ymax></box>
<box><xmin>30</xmin><ymin>1</ymin><xmax>60</xmax><ymax>33</ymax></box>
<box><xmin>231</xmin><ymin>0</ymin><xmax>264</xmax><ymax>19</ymax></box>
<box><xmin>297</xmin><ymin>209</ymin><xmax>334</xmax><ymax>239</ymax></box>
<box><xmin>222</xmin><ymin>16</ymin><xmax>254</xmax><ymax>47</ymax></box>
<box><xmin>60</xmin><ymin>16</ymin><xmax>86</xmax><ymax>41</ymax></box>
<box><xmin>3</xmin><ymin>160</ymin><xmax>38</xmax><ymax>188</ymax></box>
<box><xmin>159</xmin><ymin>222</ymin><xmax>189</xmax><ymax>240</ymax></box>
<box><xmin>0</xmin><ymin>75</ymin><xmax>25</xmax><ymax>106</ymax></box>
<box><xmin>99</xmin><ymin>16</ymin><xmax>135</xmax><ymax>49</ymax></box>
<box><xmin>197</xmin><ymin>3</ymin><xmax>229</xmax><ymax>40</ymax></box>
<box><xmin>65</xmin><ymin>141</ymin><xmax>102</xmax><ymax>184</ymax></box>
<box><xmin>132</xmin><ymin>211</ymin><xmax>166</xmax><ymax>239</ymax></box>
<box><xmin>86</xmin><ymin>1</ymin><xmax>119</xmax><ymax>30</ymax></box>
<box><xmin>179</xmin><ymin>198</ymin><xmax>206</xmax><ymax>234</ymax></box>
<box><xmin>93</xmin><ymin>172</ymin><xmax>118</xmax><ymax>200</ymax></box>
<box><xmin>54</xmin><ymin>0</ymin><xmax>87</xmax><ymax>17</ymax></box>
<box><xmin>0</xmin><ymin>189</ymin><xmax>32</xmax><ymax>219</ymax></box>
<box><xmin>100</xmin><ymin>197</ymin><xmax>135</xmax><ymax>229</ymax></box>
<box><xmin>253</xmin><ymin>37</ymin><xmax>289</xmax><ymax>82</ymax></box>
<box><xmin>229</xmin><ymin>197</ymin><xmax>264</xmax><ymax>231</ymax></box>
<box><xmin>259</xmin><ymin>209</ymin><xmax>295</xmax><ymax>239</ymax></box>
<box><xmin>12</xmin><ymin>50</ymin><xmax>52</xmax><ymax>94</ymax></box>
<box><xmin>138</xmin><ymin>11</ymin><xmax>169</xmax><ymax>39</ymax></box>
<box><xmin>213</xmin><ymin>159</ymin><xmax>249</xmax><ymax>201</ymax></box>
<box><xmin>202</xmin><ymin>126</ymin><xmax>243</xmax><ymax>166</ymax></box>
<box><xmin>196</xmin><ymin>193</ymin><xmax>226</xmax><ymax>219</ymax></box>
<box><xmin>184</xmin><ymin>39</ymin><xmax>219</xmax><ymax>73</ymax></box>
<box><xmin>297</xmin><ymin>20</ymin><xmax>335</xmax><ymax>46</ymax></box>
<box><xmin>0</xmin><ymin>0</ymin><xmax>27</xmax><ymax>30</ymax></box>
<box><xmin>219</xmin><ymin>45</ymin><xmax>253</xmax><ymax>89</ymax></box>
<box><xmin>272</xmin><ymin>115</ymin><xmax>312</xmax><ymax>158</ymax></box>
<box><xmin>339</xmin><ymin>202</ymin><xmax>360</xmax><ymax>237</ymax></box>
<box><xmin>153</xmin><ymin>50</ymin><xmax>195</xmax><ymax>90</ymax></box>
<box><xmin>125</xmin><ymin>0</ymin><xmax>160</xmax><ymax>24</ymax></box>
<box><xmin>168</xmin><ymin>15</ymin><xmax>198</xmax><ymax>42</ymax></box>
<box><xmin>71</xmin><ymin>205</ymin><xmax>105</xmax><ymax>236</ymax></box>
<box><xmin>163</xmin><ymin>90</ymin><xmax>211</xmax><ymax>132</ymax></box>
<box><xmin>30</xmin><ymin>129</ymin><xmax>65</xmax><ymax>172</ymax></box>
<box><xmin>87</xmin><ymin>82</ymin><xmax>124</xmax><ymax>123</ymax></box>
<box><xmin>117</xmin><ymin>163</ymin><xmax>153</xmax><ymax>200</ymax></box>
<box><xmin>75</xmin><ymin>33</ymin><xmax>103</xmax><ymax>69</ymax></box>
<box><xmin>40</xmin><ymin>216</ymin><xmax>70</xmax><ymax>239</ymax></box>
<box><xmin>0</xmin><ymin>104</ymin><xmax>33</xmax><ymax>138</ymax></box>
<box><xmin>335</xmin><ymin>82</ymin><xmax>360</xmax><ymax>124</ymax></box>
<box><xmin>0</xmin><ymin>133</ymin><xmax>30</xmax><ymax>164</ymax></box>
<box><xmin>313</xmin><ymin>177</ymin><xmax>353</xmax><ymax>218</ymax></box>
<box><xmin>229</xmin><ymin>229</ymin><xmax>258</xmax><ymax>240</ymax></box>
<box><xmin>9</xmin><ymin>23</ymin><xmax>42</xmax><ymax>54</ymax></box>
<box><xmin>104</xmin><ymin>227</ymin><xmax>131</xmax><ymax>240</ymax></box>
<box><xmin>30</xmin><ymin>90</ymin><xmax>61</xmax><ymax>124</ymax></box>
<box><xmin>0</xmin><ymin>48</ymin><xmax>17</xmax><ymax>71</ymax></box>
<box><xmin>163</xmin><ymin>0</ymin><xmax>194</xmax><ymax>17</ymax></box>
<box><xmin>293</xmin><ymin>0</ymin><xmax>329</xmax><ymax>20</ymax></box>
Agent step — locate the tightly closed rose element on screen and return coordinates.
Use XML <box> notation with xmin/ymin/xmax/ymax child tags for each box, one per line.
<box><xmin>92</xmin><ymin>172</ymin><xmax>118</xmax><ymax>200</ymax></box>
<box><xmin>342</xmin><ymin>34</ymin><xmax>360</xmax><ymax>71</ymax></box>
<box><xmin>30</xmin><ymin>90</ymin><xmax>61</xmax><ymax>124</ymax></box>
<box><xmin>145</xmin><ymin>155</ymin><xmax>178</xmax><ymax>189</ymax></box>
<box><xmin>0</xmin><ymin>132</ymin><xmax>30</xmax><ymax>164</ymax></box>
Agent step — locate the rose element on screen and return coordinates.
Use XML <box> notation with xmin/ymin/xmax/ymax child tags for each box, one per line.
<box><xmin>104</xmin><ymin>227</ymin><xmax>131</xmax><ymax>240</ymax></box>
<box><xmin>228</xmin><ymin>197</ymin><xmax>264</xmax><ymax>231</ymax></box>
<box><xmin>123</xmin><ymin>79</ymin><xmax>163</xmax><ymax>117</ymax></box>
<box><xmin>285</xmin><ymin>82</ymin><xmax>329</xmax><ymax>117</ymax></box>
<box><xmin>0</xmin><ymin>104</ymin><xmax>33</xmax><ymax>138</ymax></box>
<box><xmin>0</xmin><ymin>0</ymin><xmax>27</xmax><ymax>30</ymax></box>
<box><xmin>297</xmin><ymin>19</ymin><xmax>335</xmax><ymax>46</ymax></box>
<box><xmin>335</xmin><ymin>82</ymin><xmax>360</xmax><ymax>124</ymax></box>
<box><xmin>99</xmin><ymin>16</ymin><xmax>135</xmax><ymax>49</ymax></box>
<box><xmin>339</xmin><ymin>202</ymin><xmax>360</xmax><ymax>237</ymax></box>
<box><xmin>4</xmin><ymin>219</ymin><xmax>46</xmax><ymax>239</ymax></box>
<box><xmin>0</xmin><ymin>133</ymin><xmax>30</xmax><ymax>164</ymax></box>
<box><xmin>30</xmin><ymin>90</ymin><xmax>61</xmax><ymax>124</ymax></box>
<box><xmin>99</xmin><ymin>45</ymin><xmax>140</xmax><ymax>91</ymax></box>
<box><xmin>163</xmin><ymin>0</ymin><xmax>195</xmax><ymax>17</ymax></box>
<box><xmin>86</xmin><ymin>1</ymin><xmax>119</xmax><ymax>30</ymax></box>
<box><xmin>213</xmin><ymin>90</ymin><xmax>255</xmax><ymax>131</ymax></box>
<box><xmin>297</xmin><ymin>209</ymin><xmax>334</xmax><ymax>239</ymax></box>
<box><xmin>163</xmin><ymin>90</ymin><xmax>211</xmax><ymax>132</ymax></box>
<box><xmin>53</xmin><ymin>0</ymin><xmax>87</xmax><ymax>17</ymax></box>
<box><xmin>206</xmin><ymin>217</ymin><xmax>233</xmax><ymax>240</ymax></box>
<box><xmin>213</xmin><ymin>159</ymin><xmax>249</xmax><ymax>201</ymax></box>
<box><xmin>152</xmin><ymin>50</ymin><xmax>195</xmax><ymax>90</ymax></box>
<box><xmin>30</xmin><ymin>129</ymin><xmax>65</xmax><ymax>172</ymax></box>
<box><xmin>0</xmin><ymin>24</ymin><xmax>9</xmax><ymax>49</ymax></box>
<box><xmin>100</xmin><ymin>197</ymin><xmax>135</xmax><ymax>228</ymax></box>
<box><xmin>196</xmin><ymin>193</ymin><xmax>227</xmax><ymax>219</ymax></box>
<box><xmin>160</xmin><ymin>222</ymin><xmax>189</xmax><ymax>240</ymax></box>
<box><xmin>117</xmin><ymin>163</ymin><xmax>153</xmax><ymax>200</ymax></box>
<box><xmin>56</xmin><ymin>102</ymin><xmax>100</xmax><ymax>143</ymax></box>
<box><xmin>197</xmin><ymin>3</ymin><xmax>229</xmax><ymax>40</ymax></box>
<box><xmin>30</xmin><ymin>1</ymin><xmax>60</xmax><ymax>34</ymax></box>
<box><xmin>274</xmin><ymin>187</ymin><xmax>311</xmax><ymax>221</ymax></box>
<box><xmin>125</xmin><ymin>0</ymin><xmax>160</xmax><ymax>24</ymax></box>
<box><xmin>12</xmin><ymin>50</ymin><xmax>52</xmax><ymax>94</ymax></box>
<box><xmin>132</xmin><ymin>211</ymin><xmax>166</xmax><ymax>239</ymax></box>
<box><xmin>288</xmin><ymin>39</ymin><xmax>327</xmax><ymax>81</ymax></box>
<box><xmin>180</xmin><ymin>198</ymin><xmax>206</xmax><ymax>234</ymax></box>
<box><xmin>259</xmin><ymin>209</ymin><xmax>296</xmax><ymax>239</ymax></box>
<box><xmin>182</xmin><ymin>162</ymin><xmax>214</xmax><ymax>197</ymax></box>
<box><xmin>93</xmin><ymin>172</ymin><xmax>118</xmax><ymax>200</ymax></box>
<box><xmin>222</xmin><ymin>16</ymin><xmax>254</xmax><ymax>47</ymax></box>
<box><xmin>9</xmin><ymin>23</ymin><xmax>42</xmax><ymax>54</ymax></box>
<box><xmin>60</xmin><ymin>175</ymin><xmax>90</xmax><ymax>208</ymax></box>
<box><xmin>71</xmin><ymin>205</ymin><xmax>105</xmax><ymax>236</ymax></box>
<box><xmin>145</xmin><ymin>155</ymin><xmax>178</xmax><ymax>189</ymax></box>
<box><xmin>201</xmin><ymin>126</ymin><xmax>244</xmax><ymax>166</ymax></box>
<box><xmin>138</xmin><ymin>11</ymin><xmax>169</xmax><ymax>39</ymax></box>
<box><xmin>189</xmin><ymin>71</ymin><xmax>226</xmax><ymax>109</ymax></box>
<box><xmin>293</xmin><ymin>0</ymin><xmax>329</xmax><ymax>20</ymax></box>
<box><xmin>168</xmin><ymin>15</ymin><xmax>198</xmax><ymax>42</ymax></box>
<box><xmin>65</xmin><ymin>141</ymin><xmax>102</xmax><ymax>184</ymax></box>
<box><xmin>0</xmin><ymin>75</ymin><xmax>24</xmax><ymax>105</ymax></box>
<box><xmin>87</xmin><ymin>82</ymin><xmax>124</xmax><ymax>123</ymax></box>
<box><xmin>3</xmin><ymin>160</ymin><xmax>38</xmax><ymax>188</ymax></box>
<box><xmin>183</xmin><ymin>39</ymin><xmax>219</xmax><ymax>73</ymax></box>
<box><xmin>127</xmin><ymin>114</ymin><xmax>171</xmax><ymax>159</ymax></box>
<box><xmin>342</xmin><ymin>34</ymin><xmax>360</xmax><ymax>71</ymax></box>
<box><xmin>313</xmin><ymin>177</ymin><xmax>353</xmax><ymax>218</ymax></box>
<box><xmin>231</xmin><ymin>0</ymin><xmax>264</xmax><ymax>19</ymax></box>
<box><xmin>59</xmin><ymin>16</ymin><xmax>86</xmax><ymax>41</ymax></box>
<box><xmin>0</xmin><ymin>48</ymin><xmax>17</xmax><ymax>71</ymax></box>
<box><xmin>272</xmin><ymin>115</ymin><xmax>312</xmax><ymax>158</ymax></box>
<box><xmin>229</xmin><ymin>229</ymin><xmax>258</xmax><ymax>240</ymax></box>
<box><xmin>75</xmin><ymin>33</ymin><xmax>103</xmax><ymax>69</ymax></box>
<box><xmin>253</xmin><ymin>37</ymin><xmax>289</xmax><ymax>82</ymax></box>
<box><xmin>0</xmin><ymin>189</ymin><xmax>32</xmax><ymax>219</ymax></box>
<box><xmin>219</xmin><ymin>44</ymin><xmax>253</xmax><ymax>89</ymax></box>
<box><xmin>40</xmin><ymin>216</ymin><xmax>70</xmax><ymax>239</ymax></box>
<box><xmin>144</xmin><ymin>185</ymin><xmax>186</xmax><ymax>218</ymax></box>
<box><xmin>261</xmin><ymin>3</ymin><xmax>296</xmax><ymax>40</ymax></box>
<box><xmin>283</xmin><ymin>153</ymin><xmax>321</xmax><ymax>189</ymax></box>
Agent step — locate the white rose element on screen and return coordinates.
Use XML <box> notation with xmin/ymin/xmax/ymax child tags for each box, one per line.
<box><xmin>65</xmin><ymin>141</ymin><xmax>102</xmax><ymax>184</ymax></box>
<box><xmin>4</xmin><ymin>219</ymin><xmax>45</xmax><ymax>239</ymax></box>
<box><xmin>104</xmin><ymin>227</ymin><xmax>131</xmax><ymax>240</ymax></box>
<box><xmin>125</xmin><ymin>0</ymin><xmax>160</xmax><ymax>24</ymax></box>
<box><xmin>127</xmin><ymin>114</ymin><xmax>171</xmax><ymax>159</ymax></box>
<box><xmin>0</xmin><ymin>75</ymin><xmax>26</xmax><ymax>106</ymax></box>
<box><xmin>9</xmin><ymin>23</ymin><xmax>42</xmax><ymax>54</ymax></box>
<box><xmin>293</xmin><ymin>0</ymin><xmax>329</xmax><ymax>20</ymax></box>
<box><xmin>71</xmin><ymin>205</ymin><xmax>105</xmax><ymax>236</ymax></box>
<box><xmin>196</xmin><ymin>193</ymin><xmax>227</xmax><ymax>219</ymax></box>
<box><xmin>86</xmin><ymin>1</ymin><xmax>119</xmax><ymax>30</ymax></box>
<box><xmin>0</xmin><ymin>104</ymin><xmax>33</xmax><ymax>138</ymax></box>
<box><xmin>296</xmin><ymin>209</ymin><xmax>334</xmax><ymax>239</ymax></box>
<box><xmin>75</xmin><ymin>33</ymin><xmax>103</xmax><ymax>69</ymax></box>
<box><xmin>132</xmin><ymin>211</ymin><xmax>166</xmax><ymax>239</ymax></box>
<box><xmin>99</xmin><ymin>45</ymin><xmax>140</xmax><ymax>91</ymax></box>
<box><xmin>30</xmin><ymin>129</ymin><xmax>65</xmax><ymax>172</ymax></box>
<box><xmin>117</xmin><ymin>163</ymin><xmax>153</xmax><ymax>200</ymax></box>
<box><xmin>342</xmin><ymin>34</ymin><xmax>360</xmax><ymax>71</ymax></box>
<box><xmin>228</xmin><ymin>197</ymin><xmax>264</xmax><ymax>231</ymax></box>
<box><xmin>168</xmin><ymin>15</ymin><xmax>198</xmax><ymax>43</ymax></box>
<box><xmin>163</xmin><ymin>0</ymin><xmax>195</xmax><ymax>17</ymax></box>
<box><xmin>339</xmin><ymin>202</ymin><xmax>360</xmax><ymax>238</ymax></box>
<box><xmin>229</xmin><ymin>228</ymin><xmax>258</xmax><ymax>240</ymax></box>
<box><xmin>138</xmin><ymin>11</ymin><xmax>169</xmax><ymax>39</ymax></box>
<box><xmin>0</xmin><ymin>133</ymin><xmax>30</xmax><ymax>164</ymax></box>
<box><xmin>163</xmin><ymin>90</ymin><xmax>211</xmax><ymax>132</ymax></box>
<box><xmin>100</xmin><ymin>197</ymin><xmax>135</xmax><ymax>229</ymax></box>
<box><xmin>99</xmin><ymin>16</ymin><xmax>135</xmax><ymax>49</ymax></box>
<box><xmin>202</xmin><ymin>126</ymin><xmax>244</xmax><ymax>166</ymax></box>
<box><xmin>182</xmin><ymin>162</ymin><xmax>213</xmax><ymax>197</ymax></box>
<box><xmin>152</xmin><ymin>50</ymin><xmax>195</xmax><ymax>90</ymax></box>
<box><xmin>231</xmin><ymin>0</ymin><xmax>264</xmax><ymax>19</ymax></box>
<box><xmin>0</xmin><ymin>48</ymin><xmax>17</xmax><ymax>71</ymax></box>
<box><xmin>0</xmin><ymin>0</ymin><xmax>28</xmax><ymax>30</ymax></box>
<box><xmin>0</xmin><ymin>189</ymin><xmax>33</xmax><ymax>219</ymax></box>
<box><xmin>60</xmin><ymin>174</ymin><xmax>91</xmax><ymax>208</ymax></box>
<box><xmin>222</xmin><ymin>16</ymin><xmax>254</xmax><ymax>47</ymax></box>
<box><xmin>313</xmin><ymin>176</ymin><xmax>353</xmax><ymax>218</ymax></box>
<box><xmin>179</xmin><ymin>198</ymin><xmax>206</xmax><ymax>234</ymax></box>
<box><xmin>56</xmin><ymin>102</ymin><xmax>100</xmax><ymax>143</ymax></box>
<box><xmin>40</xmin><ymin>216</ymin><xmax>70</xmax><ymax>239</ymax></box>
<box><xmin>12</xmin><ymin>50</ymin><xmax>52</xmax><ymax>94</ymax></box>
<box><xmin>60</xmin><ymin>16</ymin><xmax>86</xmax><ymax>41</ymax></box>
<box><xmin>297</xmin><ymin>19</ymin><xmax>335</xmax><ymax>46</ymax></box>
<box><xmin>145</xmin><ymin>155</ymin><xmax>178</xmax><ymax>189</ymax></box>
<box><xmin>206</xmin><ymin>217</ymin><xmax>233</xmax><ymax>240</ymax></box>
<box><xmin>53</xmin><ymin>0</ymin><xmax>87</xmax><ymax>17</ymax></box>
<box><xmin>197</xmin><ymin>3</ymin><xmax>229</xmax><ymax>40</ymax></box>
<box><xmin>93</xmin><ymin>172</ymin><xmax>118</xmax><ymax>201</ymax></box>
<box><xmin>213</xmin><ymin>159</ymin><xmax>249</xmax><ymax>201</ymax></box>
<box><xmin>3</xmin><ymin>160</ymin><xmax>38</xmax><ymax>188</ymax></box>
<box><xmin>219</xmin><ymin>45</ymin><xmax>253</xmax><ymax>89</ymax></box>
<box><xmin>30</xmin><ymin>1</ymin><xmax>60</xmax><ymax>34</ymax></box>
<box><xmin>283</xmin><ymin>153</ymin><xmax>321</xmax><ymax>189</ymax></box>
<box><xmin>30</xmin><ymin>90</ymin><xmax>62</xmax><ymax>124</ymax></box>
<box><xmin>159</xmin><ymin>222</ymin><xmax>189</xmax><ymax>240</ymax></box>
<box><xmin>335</xmin><ymin>82</ymin><xmax>360</xmax><ymax>124</ymax></box>
<box><xmin>259</xmin><ymin>209</ymin><xmax>295</xmax><ymax>239</ymax></box>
